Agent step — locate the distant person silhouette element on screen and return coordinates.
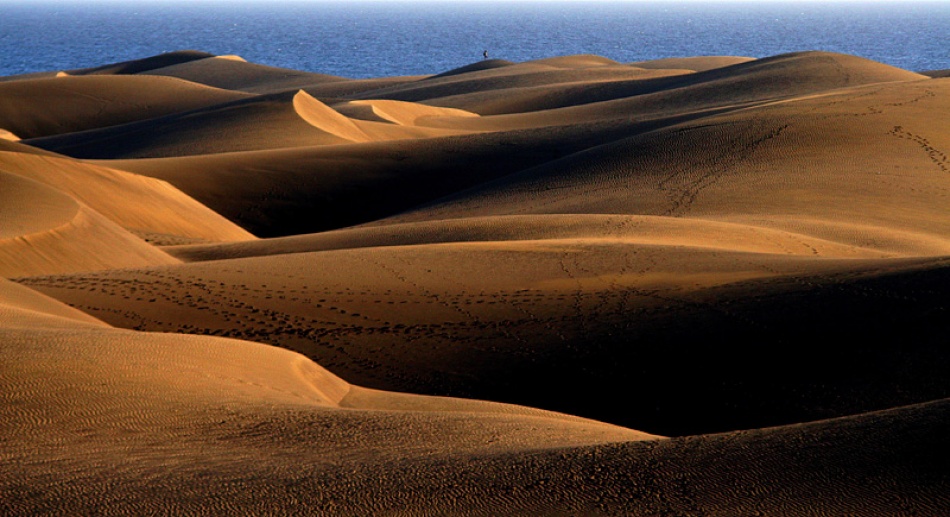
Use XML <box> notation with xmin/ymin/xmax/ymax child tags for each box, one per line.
<box><xmin>483</xmin><ymin>50</ymin><xmax>488</xmax><ymax>59</ymax></box>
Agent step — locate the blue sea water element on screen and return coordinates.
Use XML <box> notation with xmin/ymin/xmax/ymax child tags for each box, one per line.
<box><xmin>1</xmin><ymin>1</ymin><xmax>948</xmax><ymax>79</ymax></box>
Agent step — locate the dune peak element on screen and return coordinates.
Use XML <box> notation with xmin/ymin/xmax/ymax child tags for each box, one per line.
<box><xmin>292</xmin><ymin>90</ymin><xmax>371</xmax><ymax>142</ymax></box>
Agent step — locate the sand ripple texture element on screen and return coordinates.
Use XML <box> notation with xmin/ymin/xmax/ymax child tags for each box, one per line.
<box><xmin>2</xmin><ymin>49</ymin><xmax>949</xmax><ymax>514</ymax></box>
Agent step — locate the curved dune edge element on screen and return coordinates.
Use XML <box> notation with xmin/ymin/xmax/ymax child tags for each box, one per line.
<box><xmin>0</xmin><ymin>171</ymin><xmax>178</xmax><ymax>277</ymax></box>
<box><xmin>0</xmin><ymin>322</ymin><xmax>659</xmax><ymax>514</ymax></box>
<box><xmin>527</xmin><ymin>54</ymin><xmax>622</xmax><ymax>68</ymax></box>
<box><xmin>144</xmin><ymin>56</ymin><xmax>346</xmax><ymax>94</ymax></box>
<box><xmin>0</xmin><ymin>171</ymin><xmax>79</xmax><ymax>239</ymax></box>
<box><xmin>0</xmin><ymin>128</ymin><xmax>19</xmax><ymax>141</ymax></box>
<box><xmin>166</xmin><ymin>214</ymin><xmax>911</xmax><ymax>263</ymax></box>
<box><xmin>332</xmin><ymin>99</ymin><xmax>479</xmax><ymax>126</ymax></box>
<box><xmin>292</xmin><ymin>90</ymin><xmax>371</xmax><ymax>142</ymax></box>
<box><xmin>0</xmin><ymin>74</ymin><xmax>253</xmax><ymax>140</ymax></box>
<box><xmin>0</xmin><ymin>151</ymin><xmax>255</xmax><ymax>243</ymax></box>
<box><xmin>630</xmin><ymin>55</ymin><xmax>756</xmax><ymax>72</ymax></box>
<box><xmin>0</xmin><ymin>317</ymin><xmax>943</xmax><ymax>516</ymax></box>
<box><xmin>293</xmin><ymin>91</ymin><xmax>474</xmax><ymax>142</ymax></box>
<box><xmin>3</xmin><ymin>49</ymin><xmax>948</xmax><ymax>515</ymax></box>
<box><xmin>0</xmin><ymin>277</ymin><xmax>107</xmax><ymax>328</ymax></box>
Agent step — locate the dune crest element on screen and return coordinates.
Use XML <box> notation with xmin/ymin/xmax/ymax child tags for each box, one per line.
<box><xmin>0</xmin><ymin>150</ymin><xmax>255</xmax><ymax>243</ymax></box>
<box><xmin>0</xmin><ymin>277</ymin><xmax>107</xmax><ymax>328</ymax></box>
<box><xmin>145</xmin><ymin>55</ymin><xmax>346</xmax><ymax>93</ymax></box>
<box><xmin>293</xmin><ymin>90</ymin><xmax>371</xmax><ymax>142</ymax></box>
<box><xmin>0</xmin><ymin>74</ymin><xmax>252</xmax><ymax>139</ymax></box>
<box><xmin>333</xmin><ymin>99</ymin><xmax>479</xmax><ymax>126</ymax></box>
<box><xmin>0</xmin><ymin>172</ymin><xmax>178</xmax><ymax>277</ymax></box>
<box><xmin>3</xmin><ymin>49</ymin><xmax>948</xmax><ymax>515</ymax></box>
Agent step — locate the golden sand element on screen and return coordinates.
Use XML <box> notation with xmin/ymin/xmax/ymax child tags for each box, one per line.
<box><xmin>2</xmin><ymin>50</ymin><xmax>948</xmax><ymax>515</ymax></box>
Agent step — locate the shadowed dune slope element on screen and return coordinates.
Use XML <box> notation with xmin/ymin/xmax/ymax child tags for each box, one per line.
<box><xmin>26</xmin><ymin>91</ymin><xmax>354</xmax><ymax>158</ymax></box>
<box><xmin>299</xmin><ymin>75</ymin><xmax>430</xmax><ymax>97</ymax></box>
<box><xmin>143</xmin><ymin>55</ymin><xmax>347</xmax><ymax>93</ymax></box>
<box><xmin>98</xmin><ymin>69</ymin><xmax>943</xmax><ymax>239</ymax></box>
<box><xmin>28</xmin><ymin>90</ymin><xmax>478</xmax><ymax>159</ymax></box>
<box><xmin>0</xmin><ymin>150</ymin><xmax>254</xmax><ymax>243</ymax></box>
<box><xmin>98</xmin><ymin>116</ymin><xmax>698</xmax><ymax>236</ymax></box>
<box><xmin>348</xmin><ymin>52</ymin><xmax>922</xmax><ymax>115</ymax></box>
<box><xmin>347</xmin><ymin>62</ymin><xmax>689</xmax><ymax>106</ymax></box>
<box><xmin>0</xmin><ymin>75</ymin><xmax>252</xmax><ymax>139</ymax></box>
<box><xmin>430</xmin><ymin>58</ymin><xmax>517</xmax><ymax>79</ymax></box>
<box><xmin>424</xmin><ymin>50</ymin><xmax>928</xmax><ymax>123</ymax></box>
<box><xmin>2</xmin><ymin>381</ymin><xmax>945</xmax><ymax>516</ymax></box>
<box><xmin>0</xmin><ymin>304</ymin><xmax>656</xmax><ymax>515</ymax></box>
<box><xmin>0</xmin><ymin>172</ymin><xmax>177</xmax><ymax>277</ymax></box>
<box><xmin>166</xmin><ymin>214</ymin><xmax>890</xmax><ymax>263</ymax></box>
<box><xmin>0</xmin><ymin>137</ymin><xmax>66</xmax><ymax>157</ymax></box>
<box><xmin>67</xmin><ymin>50</ymin><xmax>215</xmax><ymax>76</ymax></box>
<box><xmin>3</xmin><ymin>50</ymin><xmax>949</xmax><ymax>515</ymax></box>
<box><xmin>417</xmin><ymin>68</ymin><xmax>693</xmax><ymax>116</ymax></box>
<box><xmin>395</xmin><ymin>79</ymin><xmax>950</xmax><ymax>257</ymax></box>
<box><xmin>25</xmin><ymin>244</ymin><xmax>950</xmax><ymax>435</ymax></box>
<box><xmin>630</xmin><ymin>55</ymin><xmax>756</xmax><ymax>72</ymax></box>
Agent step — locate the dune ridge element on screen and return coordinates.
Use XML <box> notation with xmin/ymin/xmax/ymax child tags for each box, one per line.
<box><xmin>3</xmin><ymin>49</ymin><xmax>948</xmax><ymax>515</ymax></box>
<box><xmin>0</xmin><ymin>74</ymin><xmax>252</xmax><ymax>139</ymax></box>
<box><xmin>0</xmin><ymin>172</ymin><xmax>178</xmax><ymax>277</ymax></box>
<box><xmin>0</xmin><ymin>150</ymin><xmax>254</xmax><ymax>242</ymax></box>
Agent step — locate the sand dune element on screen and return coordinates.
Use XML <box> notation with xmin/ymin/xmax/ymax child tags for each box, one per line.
<box><xmin>630</xmin><ymin>55</ymin><xmax>756</xmax><ymax>72</ymax></box>
<box><xmin>0</xmin><ymin>150</ymin><xmax>254</xmax><ymax>243</ymax></box>
<box><xmin>28</xmin><ymin>89</ymin><xmax>478</xmax><ymax>158</ymax></box>
<box><xmin>28</xmin><ymin>240</ymin><xmax>950</xmax><ymax>435</ymax></box>
<box><xmin>0</xmin><ymin>74</ymin><xmax>251</xmax><ymax>139</ymax></box>
<box><xmin>292</xmin><ymin>90</ymin><xmax>373</xmax><ymax>142</ymax></box>
<box><xmin>425</xmin><ymin>50</ymin><xmax>927</xmax><ymax>123</ymax></box>
<box><xmin>0</xmin><ymin>292</ymin><xmax>655</xmax><ymax>516</ymax></box>
<box><xmin>3</xmin><ymin>49</ymin><xmax>948</xmax><ymax>515</ymax></box>
<box><xmin>0</xmin><ymin>172</ymin><xmax>178</xmax><ymax>277</ymax></box>
<box><xmin>332</xmin><ymin>98</ymin><xmax>479</xmax><ymax>126</ymax></box>
<box><xmin>347</xmin><ymin>61</ymin><xmax>690</xmax><ymax>106</ymax></box>
<box><xmin>430</xmin><ymin>58</ymin><xmax>518</xmax><ymax>78</ymax></box>
<box><xmin>397</xmin><ymin>79</ymin><xmax>950</xmax><ymax>256</ymax></box>
<box><xmin>85</xmin><ymin>61</ymin><xmax>941</xmax><ymax>241</ymax></box>
<box><xmin>143</xmin><ymin>54</ymin><xmax>347</xmax><ymax>93</ymax></box>
<box><xmin>0</xmin><ymin>277</ymin><xmax>107</xmax><ymax>328</ymax></box>
<box><xmin>26</xmin><ymin>91</ymin><xmax>354</xmax><ymax>158</ymax></box>
<box><xmin>67</xmin><ymin>50</ymin><xmax>216</xmax><ymax>76</ymax></box>
<box><xmin>95</xmin><ymin>119</ymin><xmax>675</xmax><ymax>236</ymax></box>
<box><xmin>4</xmin><ymin>311</ymin><xmax>941</xmax><ymax>517</ymax></box>
<box><xmin>166</xmin><ymin>214</ymin><xmax>892</xmax><ymax>263</ymax></box>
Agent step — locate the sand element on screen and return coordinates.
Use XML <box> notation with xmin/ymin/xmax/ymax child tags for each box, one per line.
<box><xmin>2</xmin><ymin>50</ymin><xmax>948</xmax><ymax>515</ymax></box>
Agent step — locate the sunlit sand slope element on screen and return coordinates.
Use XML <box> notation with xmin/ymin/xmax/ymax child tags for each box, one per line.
<box><xmin>0</xmin><ymin>74</ymin><xmax>251</xmax><ymax>139</ymax></box>
<box><xmin>0</xmin><ymin>150</ymin><xmax>254</xmax><ymax>243</ymax></box>
<box><xmin>629</xmin><ymin>55</ymin><xmax>755</xmax><ymax>71</ymax></box>
<box><xmin>143</xmin><ymin>54</ymin><xmax>347</xmax><ymax>93</ymax></box>
<box><xmin>25</xmin><ymin>244</ymin><xmax>950</xmax><ymax>435</ymax></box>
<box><xmin>396</xmin><ymin>78</ymin><xmax>950</xmax><ymax>257</ymax></box>
<box><xmin>0</xmin><ymin>317</ymin><xmax>944</xmax><ymax>516</ymax></box>
<box><xmin>0</xmin><ymin>294</ymin><xmax>656</xmax><ymax>515</ymax></box>
<box><xmin>0</xmin><ymin>172</ymin><xmax>177</xmax><ymax>277</ymax></box>
<box><xmin>3</xmin><ymin>49</ymin><xmax>948</xmax><ymax>515</ymax></box>
<box><xmin>28</xmin><ymin>90</ymin><xmax>479</xmax><ymax>158</ymax></box>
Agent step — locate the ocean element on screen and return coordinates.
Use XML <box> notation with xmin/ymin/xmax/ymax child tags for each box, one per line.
<box><xmin>1</xmin><ymin>1</ymin><xmax>948</xmax><ymax>78</ymax></box>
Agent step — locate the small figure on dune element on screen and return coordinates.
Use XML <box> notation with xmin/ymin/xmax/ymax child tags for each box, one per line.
<box><xmin>483</xmin><ymin>50</ymin><xmax>489</xmax><ymax>60</ymax></box>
